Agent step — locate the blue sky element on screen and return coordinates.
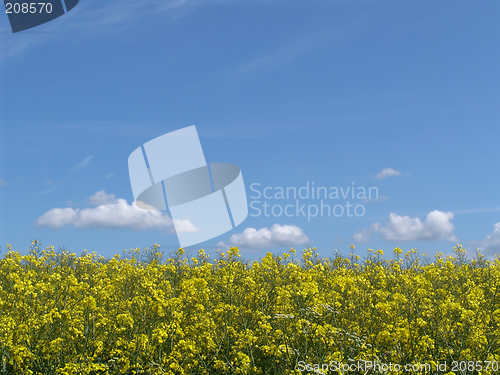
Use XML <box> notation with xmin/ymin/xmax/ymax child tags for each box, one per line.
<box><xmin>1</xmin><ymin>0</ymin><xmax>499</xmax><ymax>260</ymax></box>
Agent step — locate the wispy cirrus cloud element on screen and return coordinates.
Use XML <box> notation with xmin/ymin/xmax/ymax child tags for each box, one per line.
<box><xmin>1</xmin><ymin>0</ymin><xmax>360</xmax><ymax>65</ymax></box>
<box><xmin>226</xmin><ymin>17</ymin><xmax>364</xmax><ymax>88</ymax></box>
<box><xmin>69</xmin><ymin>155</ymin><xmax>93</xmax><ymax>172</ymax></box>
<box><xmin>36</xmin><ymin>188</ymin><xmax>56</xmax><ymax>195</ymax></box>
<box><xmin>236</xmin><ymin>33</ymin><xmax>324</xmax><ymax>77</ymax></box>
<box><xmin>0</xmin><ymin>0</ymin><xmax>213</xmax><ymax>60</ymax></box>
<box><xmin>0</xmin><ymin>178</ymin><xmax>9</xmax><ymax>186</ymax></box>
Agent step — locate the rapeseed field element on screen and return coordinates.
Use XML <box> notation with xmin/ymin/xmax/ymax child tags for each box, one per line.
<box><xmin>0</xmin><ymin>241</ymin><xmax>499</xmax><ymax>374</ymax></box>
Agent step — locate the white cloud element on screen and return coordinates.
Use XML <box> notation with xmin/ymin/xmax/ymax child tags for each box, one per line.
<box><xmin>353</xmin><ymin>223</ymin><xmax>381</xmax><ymax>243</ymax></box>
<box><xmin>36</xmin><ymin>207</ymin><xmax>78</xmax><ymax>229</ymax></box>
<box><xmin>0</xmin><ymin>178</ymin><xmax>9</xmax><ymax>186</ymax></box>
<box><xmin>87</xmin><ymin>190</ymin><xmax>118</xmax><ymax>205</ymax></box>
<box><xmin>173</xmin><ymin>219</ymin><xmax>202</xmax><ymax>234</ymax></box>
<box><xmin>218</xmin><ymin>224</ymin><xmax>310</xmax><ymax>249</ymax></box>
<box><xmin>375</xmin><ymin>168</ymin><xmax>401</xmax><ymax>179</ymax></box>
<box><xmin>354</xmin><ymin>210</ymin><xmax>457</xmax><ymax>243</ymax></box>
<box><xmin>103</xmin><ymin>173</ymin><xmax>114</xmax><ymax>180</ymax></box>
<box><xmin>35</xmin><ymin>190</ymin><xmax>199</xmax><ymax>233</ymax></box>
<box><xmin>473</xmin><ymin>223</ymin><xmax>500</xmax><ymax>257</ymax></box>
<box><xmin>70</xmin><ymin>155</ymin><xmax>93</xmax><ymax>172</ymax></box>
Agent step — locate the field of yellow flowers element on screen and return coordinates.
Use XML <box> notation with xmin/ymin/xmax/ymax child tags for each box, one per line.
<box><xmin>0</xmin><ymin>241</ymin><xmax>499</xmax><ymax>375</ymax></box>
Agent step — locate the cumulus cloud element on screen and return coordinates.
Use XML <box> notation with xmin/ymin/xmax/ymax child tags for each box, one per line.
<box><xmin>353</xmin><ymin>223</ymin><xmax>381</xmax><ymax>243</ymax></box>
<box><xmin>172</xmin><ymin>219</ymin><xmax>202</xmax><ymax>234</ymax></box>
<box><xmin>35</xmin><ymin>190</ymin><xmax>199</xmax><ymax>233</ymax></box>
<box><xmin>70</xmin><ymin>155</ymin><xmax>93</xmax><ymax>172</ymax></box>
<box><xmin>218</xmin><ymin>224</ymin><xmax>310</xmax><ymax>249</ymax></box>
<box><xmin>473</xmin><ymin>223</ymin><xmax>500</xmax><ymax>257</ymax></box>
<box><xmin>375</xmin><ymin>168</ymin><xmax>401</xmax><ymax>179</ymax></box>
<box><xmin>86</xmin><ymin>190</ymin><xmax>118</xmax><ymax>205</ymax></box>
<box><xmin>353</xmin><ymin>210</ymin><xmax>457</xmax><ymax>243</ymax></box>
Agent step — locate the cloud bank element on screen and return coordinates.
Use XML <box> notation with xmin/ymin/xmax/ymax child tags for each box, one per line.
<box><xmin>354</xmin><ymin>210</ymin><xmax>457</xmax><ymax>243</ymax></box>
<box><xmin>218</xmin><ymin>224</ymin><xmax>310</xmax><ymax>249</ymax></box>
<box><xmin>35</xmin><ymin>190</ymin><xmax>198</xmax><ymax>233</ymax></box>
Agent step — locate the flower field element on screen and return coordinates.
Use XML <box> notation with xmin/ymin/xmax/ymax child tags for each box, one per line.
<box><xmin>0</xmin><ymin>242</ymin><xmax>499</xmax><ymax>374</ymax></box>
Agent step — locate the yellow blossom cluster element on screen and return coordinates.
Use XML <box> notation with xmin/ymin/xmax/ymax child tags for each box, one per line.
<box><xmin>0</xmin><ymin>241</ymin><xmax>499</xmax><ymax>374</ymax></box>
